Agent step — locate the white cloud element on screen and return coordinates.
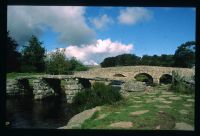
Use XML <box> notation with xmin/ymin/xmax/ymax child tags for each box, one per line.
<box><xmin>7</xmin><ymin>6</ymin><xmax>96</xmax><ymax>46</ymax></box>
<box><xmin>56</xmin><ymin>39</ymin><xmax>133</xmax><ymax>65</ymax></box>
<box><xmin>91</xmin><ymin>14</ymin><xmax>113</xmax><ymax>29</ymax></box>
<box><xmin>118</xmin><ymin>7</ymin><xmax>152</xmax><ymax>25</ymax></box>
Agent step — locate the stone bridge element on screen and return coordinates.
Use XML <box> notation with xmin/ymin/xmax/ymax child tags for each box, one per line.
<box><xmin>74</xmin><ymin>66</ymin><xmax>194</xmax><ymax>84</ymax></box>
<box><xmin>6</xmin><ymin>66</ymin><xmax>194</xmax><ymax>103</ymax></box>
<box><xmin>6</xmin><ymin>75</ymin><xmax>119</xmax><ymax>103</ymax></box>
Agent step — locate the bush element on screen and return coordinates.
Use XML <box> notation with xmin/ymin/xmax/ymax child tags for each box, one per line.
<box><xmin>45</xmin><ymin>51</ymin><xmax>70</xmax><ymax>74</ymax></box>
<box><xmin>171</xmin><ymin>82</ymin><xmax>194</xmax><ymax>94</ymax></box>
<box><xmin>171</xmin><ymin>71</ymin><xmax>194</xmax><ymax>94</ymax></box>
<box><xmin>69</xmin><ymin>57</ymin><xmax>88</xmax><ymax>71</ymax></box>
<box><xmin>72</xmin><ymin>82</ymin><xmax>122</xmax><ymax>110</ymax></box>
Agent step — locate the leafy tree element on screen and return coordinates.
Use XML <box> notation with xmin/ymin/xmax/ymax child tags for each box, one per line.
<box><xmin>45</xmin><ymin>51</ymin><xmax>70</xmax><ymax>74</ymax></box>
<box><xmin>21</xmin><ymin>35</ymin><xmax>45</xmax><ymax>72</ymax></box>
<box><xmin>116</xmin><ymin>54</ymin><xmax>140</xmax><ymax>66</ymax></box>
<box><xmin>160</xmin><ymin>54</ymin><xmax>174</xmax><ymax>67</ymax></box>
<box><xmin>100</xmin><ymin>57</ymin><xmax>116</xmax><ymax>67</ymax></box>
<box><xmin>173</xmin><ymin>41</ymin><xmax>195</xmax><ymax>68</ymax></box>
<box><xmin>139</xmin><ymin>55</ymin><xmax>151</xmax><ymax>65</ymax></box>
<box><xmin>7</xmin><ymin>32</ymin><xmax>21</xmax><ymax>72</ymax></box>
<box><xmin>69</xmin><ymin>57</ymin><xmax>88</xmax><ymax>71</ymax></box>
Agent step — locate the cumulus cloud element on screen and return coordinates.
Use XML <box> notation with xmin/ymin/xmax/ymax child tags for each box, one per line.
<box><xmin>91</xmin><ymin>14</ymin><xmax>113</xmax><ymax>29</ymax></box>
<box><xmin>118</xmin><ymin>7</ymin><xmax>152</xmax><ymax>25</ymax></box>
<box><xmin>57</xmin><ymin>39</ymin><xmax>133</xmax><ymax>65</ymax></box>
<box><xmin>7</xmin><ymin>6</ymin><xmax>96</xmax><ymax>45</ymax></box>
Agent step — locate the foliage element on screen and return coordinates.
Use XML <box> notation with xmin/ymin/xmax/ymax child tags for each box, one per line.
<box><xmin>173</xmin><ymin>41</ymin><xmax>195</xmax><ymax>68</ymax></box>
<box><xmin>7</xmin><ymin>72</ymin><xmax>44</xmax><ymax>79</ymax></box>
<box><xmin>100</xmin><ymin>54</ymin><xmax>174</xmax><ymax>68</ymax></box>
<box><xmin>7</xmin><ymin>31</ymin><xmax>21</xmax><ymax>72</ymax></box>
<box><xmin>45</xmin><ymin>51</ymin><xmax>70</xmax><ymax>74</ymax></box>
<box><xmin>134</xmin><ymin>74</ymin><xmax>154</xmax><ymax>86</ymax></box>
<box><xmin>69</xmin><ymin>57</ymin><xmax>88</xmax><ymax>71</ymax></box>
<box><xmin>100</xmin><ymin>57</ymin><xmax>116</xmax><ymax>67</ymax></box>
<box><xmin>100</xmin><ymin>41</ymin><xmax>195</xmax><ymax>68</ymax></box>
<box><xmin>45</xmin><ymin>52</ymin><xmax>88</xmax><ymax>74</ymax></box>
<box><xmin>21</xmin><ymin>35</ymin><xmax>45</xmax><ymax>72</ymax></box>
<box><xmin>171</xmin><ymin>71</ymin><xmax>194</xmax><ymax>94</ymax></box>
<box><xmin>135</xmin><ymin>74</ymin><xmax>150</xmax><ymax>82</ymax></box>
<box><xmin>72</xmin><ymin>82</ymin><xmax>122</xmax><ymax>111</ymax></box>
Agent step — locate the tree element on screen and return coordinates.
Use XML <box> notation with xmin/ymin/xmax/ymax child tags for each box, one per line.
<box><xmin>45</xmin><ymin>51</ymin><xmax>70</xmax><ymax>74</ymax></box>
<box><xmin>21</xmin><ymin>35</ymin><xmax>45</xmax><ymax>72</ymax></box>
<box><xmin>140</xmin><ymin>55</ymin><xmax>152</xmax><ymax>65</ymax></box>
<box><xmin>69</xmin><ymin>57</ymin><xmax>88</xmax><ymax>71</ymax></box>
<box><xmin>7</xmin><ymin>32</ymin><xmax>21</xmax><ymax>72</ymax></box>
<box><xmin>100</xmin><ymin>57</ymin><xmax>116</xmax><ymax>67</ymax></box>
<box><xmin>173</xmin><ymin>41</ymin><xmax>195</xmax><ymax>68</ymax></box>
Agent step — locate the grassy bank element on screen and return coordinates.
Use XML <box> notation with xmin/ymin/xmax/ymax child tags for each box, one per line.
<box><xmin>6</xmin><ymin>72</ymin><xmax>45</xmax><ymax>79</ymax></box>
<box><xmin>80</xmin><ymin>85</ymin><xmax>194</xmax><ymax>130</ymax></box>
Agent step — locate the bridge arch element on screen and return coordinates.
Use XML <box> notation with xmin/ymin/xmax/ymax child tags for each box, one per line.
<box><xmin>134</xmin><ymin>72</ymin><xmax>154</xmax><ymax>85</ymax></box>
<box><xmin>159</xmin><ymin>74</ymin><xmax>172</xmax><ymax>84</ymax></box>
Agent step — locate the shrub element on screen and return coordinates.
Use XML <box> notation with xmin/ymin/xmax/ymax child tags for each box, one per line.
<box><xmin>69</xmin><ymin>57</ymin><xmax>88</xmax><ymax>71</ymax></box>
<box><xmin>171</xmin><ymin>82</ymin><xmax>194</xmax><ymax>94</ymax></box>
<box><xmin>72</xmin><ymin>82</ymin><xmax>122</xmax><ymax>110</ymax></box>
<box><xmin>45</xmin><ymin>51</ymin><xmax>70</xmax><ymax>74</ymax></box>
<box><xmin>171</xmin><ymin>71</ymin><xmax>194</xmax><ymax>94</ymax></box>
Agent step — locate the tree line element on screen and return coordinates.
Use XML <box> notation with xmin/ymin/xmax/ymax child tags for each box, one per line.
<box><xmin>7</xmin><ymin>32</ymin><xmax>88</xmax><ymax>74</ymax></box>
<box><xmin>100</xmin><ymin>41</ymin><xmax>195</xmax><ymax>68</ymax></box>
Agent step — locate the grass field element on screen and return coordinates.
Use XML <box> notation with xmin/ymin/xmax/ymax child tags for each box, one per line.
<box><xmin>80</xmin><ymin>85</ymin><xmax>194</xmax><ymax>130</ymax></box>
<box><xmin>6</xmin><ymin>72</ymin><xmax>45</xmax><ymax>79</ymax></box>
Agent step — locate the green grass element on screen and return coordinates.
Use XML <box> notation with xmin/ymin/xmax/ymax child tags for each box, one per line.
<box><xmin>80</xmin><ymin>85</ymin><xmax>194</xmax><ymax>129</ymax></box>
<box><xmin>7</xmin><ymin>72</ymin><xmax>45</xmax><ymax>79</ymax></box>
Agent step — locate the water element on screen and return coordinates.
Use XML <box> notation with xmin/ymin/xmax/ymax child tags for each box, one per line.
<box><xmin>6</xmin><ymin>96</ymin><xmax>77</xmax><ymax>128</ymax></box>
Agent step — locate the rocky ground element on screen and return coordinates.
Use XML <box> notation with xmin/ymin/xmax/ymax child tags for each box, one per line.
<box><xmin>64</xmin><ymin>85</ymin><xmax>194</xmax><ymax>130</ymax></box>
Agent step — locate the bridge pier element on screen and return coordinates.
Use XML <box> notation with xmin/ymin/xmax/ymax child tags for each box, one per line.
<box><xmin>153</xmin><ymin>78</ymin><xmax>160</xmax><ymax>84</ymax></box>
<box><xmin>32</xmin><ymin>79</ymin><xmax>57</xmax><ymax>100</ymax></box>
<box><xmin>63</xmin><ymin>78</ymin><xmax>84</xmax><ymax>103</ymax></box>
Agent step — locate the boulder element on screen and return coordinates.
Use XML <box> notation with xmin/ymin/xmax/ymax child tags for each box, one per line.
<box><xmin>121</xmin><ymin>81</ymin><xmax>146</xmax><ymax>92</ymax></box>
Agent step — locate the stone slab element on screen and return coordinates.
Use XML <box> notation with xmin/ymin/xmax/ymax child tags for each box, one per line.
<box><xmin>109</xmin><ymin>121</ymin><xmax>133</xmax><ymax>129</ymax></box>
<box><xmin>129</xmin><ymin>110</ymin><xmax>149</xmax><ymax>116</ymax></box>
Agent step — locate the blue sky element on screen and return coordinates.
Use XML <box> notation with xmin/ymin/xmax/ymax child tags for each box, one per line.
<box><xmin>8</xmin><ymin>6</ymin><xmax>195</xmax><ymax>65</ymax></box>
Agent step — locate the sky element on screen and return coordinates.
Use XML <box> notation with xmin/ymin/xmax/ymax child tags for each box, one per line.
<box><xmin>7</xmin><ymin>6</ymin><xmax>196</xmax><ymax>65</ymax></box>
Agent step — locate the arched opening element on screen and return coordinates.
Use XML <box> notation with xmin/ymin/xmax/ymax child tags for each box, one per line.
<box><xmin>134</xmin><ymin>73</ymin><xmax>153</xmax><ymax>85</ymax></box>
<box><xmin>43</xmin><ymin>78</ymin><xmax>62</xmax><ymax>95</ymax></box>
<box><xmin>18</xmin><ymin>79</ymin><xmax>33</xmax><ymax>96</ymax></box>
<box><xmin>78</xmin><ymin>78</ymin><xmax>91</xmax><ymax>89</ymax></box>
<box><xmin>159</xmin><ymin>74</ymin><xmax>172</xmax><ymax>84</ymax></box>
<box><xmin>113</xmin><ymin>74</ymin><xmax>126</xmax><ymax>77</ymax></box>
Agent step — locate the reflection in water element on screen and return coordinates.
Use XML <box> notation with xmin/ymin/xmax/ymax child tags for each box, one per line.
<box><xmin>6</xmin><ymin>96</ymin><xmax>77</xmax><ymax>128</ymax></box>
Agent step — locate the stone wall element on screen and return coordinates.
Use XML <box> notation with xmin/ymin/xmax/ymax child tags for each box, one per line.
<box><xmin>121</xmin><ymin>81</ymin><xmax>146</xmax><ymax>93</ymax></box>
<box><xmin>6</xmin><ymin>79</ymin><xmax>31</xmax><ymax>96</ymax></box>
<box><xmin>32</xmin><ymin>79</ymin><xmax>57</xmax><ymax>100</ymax></box>
<box><xmin>63</xmin><ymin>78</ymin><xmax>84</xmax><ymax>103</ymax></box>
<box><xmin>74</xmin><ymin>66</ymin><xmax>194</xmax><ymax>84</ymax></box>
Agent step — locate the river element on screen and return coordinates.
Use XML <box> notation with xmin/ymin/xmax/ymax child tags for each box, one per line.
<box><xmin>6</xmin><ymin>96</ymin><xmax>77</xmax><ymax>128</ymax></box>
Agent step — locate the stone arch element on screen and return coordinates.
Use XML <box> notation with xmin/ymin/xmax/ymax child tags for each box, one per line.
<box><xmin>78</xmin><ymin>78</ymin><xmax>91</xmax><ymax>89</ymax></box>
<box><xmin>134</xmin><ymin>72</ymin><xmax>154</xmax><ymax>85</ymax></box>
<box><xmin>43</xmin><ymin>78</ymin><xmax>62</xmax><ymax>95</ymax></box>
<box><xmin>18</xmin><ymin>78</ymin><xmax>33</xmax><ymax>96</ymax></box>
<box><xmin>113</xmin><ymin>73</ymin><xmax>126</xmax><ymax>77</ymax></box>
<box><xmin>159</xmin><ymin>74</ymin><xmax>172</xmax><ymax>84</ymax></box>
